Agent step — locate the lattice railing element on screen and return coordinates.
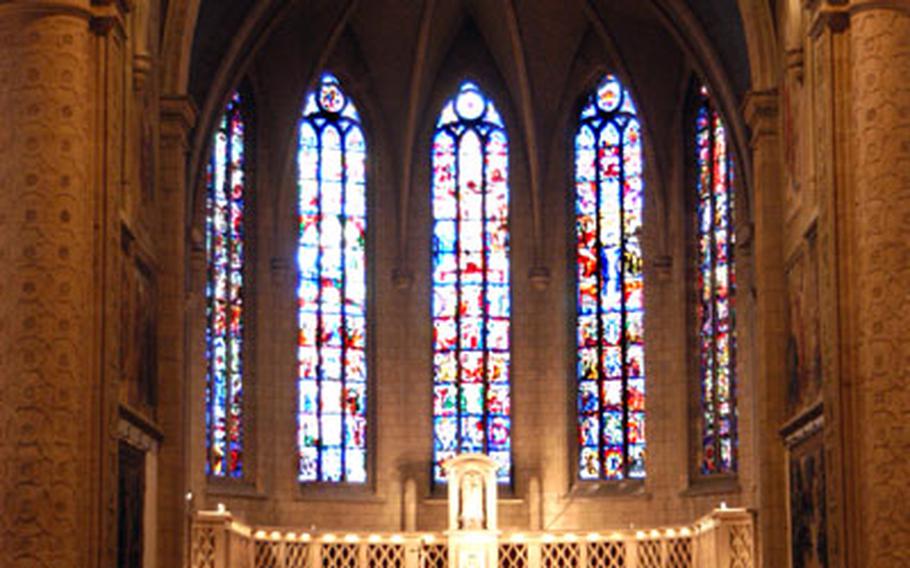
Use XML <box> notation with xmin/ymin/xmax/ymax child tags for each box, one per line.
<box><xmin>666</xmin><ymin>537</ymin><xmax>693</xmax><ymax>568</ymax></box>
<box><xmin>586</xmin><ymin>541</ymin><xmax>624</xmax><ymax>568</ymax></box>
<box><xmin>367</xmin><ymin>543</ymin><xmax>405</xmax><ymax>568</ymax></box>
<box><xmin>498</xmin><ymin>543</ymin><xmax>528</xmax><ymax>568</ymax></box>
<box><xmin>254</xmin><ymin>541</ymin><xmax>280</xmax><ymax>568</ymax></box>
<box><xmin>286</xmin><ymin>543</ymin><xmax>312</xmax><ymax>568</ymax></box>
<box><xmin>541</xmin><ymin>541</ymin><xmax>579</xmax><ymax>568</ymax></box>
<box><xmin>638</xmin><ymin>540</ymin><xmax>662</xmax><ymax>568</ymax></box>
<box><xmin>728</xmin><ymin>524</ymin><xmax>753</xmax><ymax>568</ymax></box>
<box><xmin>192</xmin><ymin>525</ymin><xmax>217</xmax><ymax>568</ymax></box>
<box><xmin>321</xmin><ymin>543</ymin><xmax>359</xmax><ymax>568</ymax></box>
<box><xmin>421</xmin><ymin>542</ymin><xmax>448</xmax><ymax>568</ymax></box>
<box><xmin>191</xmin><ymin>508</ymin><xmax>754</xmax><ymax>568</ymax></box>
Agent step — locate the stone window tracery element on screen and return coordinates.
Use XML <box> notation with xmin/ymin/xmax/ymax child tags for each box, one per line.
<box><xmin>431</xmin><ymin>81</ymin><xmax>512</xmax><ymax>484</ymax></box>
<box><xmin>575</xmin><ymin>74</ymin><xmax>647</xmax><ymax>481</ymax></box>
<box><xmin>205</xmin><ymin>91</ymin><xmax>248</xmax><ymax>479</ymax></box>
<box><xmin>694</xmin><ymin>86</ymin><xmax>737</xmax><ymax>475</ymax></box>
<box><xmin>296</xmin><ymin>73</ymin><xmax>369</xmax><ymax>483</ymax></box>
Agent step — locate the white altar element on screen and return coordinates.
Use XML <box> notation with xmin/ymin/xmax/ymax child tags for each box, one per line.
<box><xmin>444</xmin><ymin>454</ymin><xmax>499</xmax><ymax>568</ymax></box>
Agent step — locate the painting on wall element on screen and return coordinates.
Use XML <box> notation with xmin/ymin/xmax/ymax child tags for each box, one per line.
<box><xmin>785</xmin><ymin>229</ymin><xmax>821</xmax><ymax>416</ymax></box>
<box><xmin>121</xmin><ymin>234</ymin><xmax>158</xmax><ymax>410</ymax></box>
<box><xmin>788</xmin><ymin>425</ymin><xmax>828</xmax><ymax>568</ymax></box>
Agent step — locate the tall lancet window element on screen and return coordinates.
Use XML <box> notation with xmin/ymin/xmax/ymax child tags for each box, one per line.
<box><xmin>297</xmin><ymin>74</ymin><xmax>368</xmax><ymax>483</ymax></box>
<box><xmin>432</xmin><ymin>82</ymin><xmax>511</xmax><ymax>483</ymax></box>
<box><xmin>206</xmin><ymin>91</ymin><xmax>247</xmax><ymax>478</ymax></box>
<box><xmin>695</xmin><ymin>86</ymin><xmax>737</xmax><ymax>475</ymax></box>
<box><xmin>576</xmin><ymin>75</ymin><xmax>646</xmax><ymax>481</ymax></box>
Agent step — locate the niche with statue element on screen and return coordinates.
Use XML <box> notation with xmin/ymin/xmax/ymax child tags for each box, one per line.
<box><xmin>445</xmin><ymin>454</ymin><xmax>499</xmax><ymax>568</ymax></box>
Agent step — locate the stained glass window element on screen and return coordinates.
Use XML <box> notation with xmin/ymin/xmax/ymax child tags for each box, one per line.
<box><xmin>297</xmin><ymin>73</ymin><xmax>368</xmax><ymax>483</ymax></box>
<box><xmin>205</xmin><ymin>91</ymin><xmax>246</xmax><ymax>478</ymax></box>
<box><xmin>432</xmin><ymin>82</ymin><xmax>511</xmax><ymax>483</ymax></box>
<box><xmin>695</xmin><ymin>86</ymin><xmax>737</xmax><ymax>475</ymax></box>
<box><xmin>575</xmin><ymin>75</ymin><xmax>646</xmax><ymax>481</ymax></box>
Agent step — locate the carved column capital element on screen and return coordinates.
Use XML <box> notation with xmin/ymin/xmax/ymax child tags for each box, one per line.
<box><xmin>133</xmin><ymin>53</ymin><xmax>153</xmax><ymax>90</ymax></box>
<box><xmin>89</xmin><ymin>0</ymin><xmax>129</xmax><ymax>37</ymax></box>
<box><xmin>786</xmin><ymin>48</ymin><xmax>806</xmax><ymax>83</ymax></box>
<box><xmin>392</xmin><ymin>267</ymin><xmax>414</xmax><ymax>290</ymax></box>
<box><xmin>160</xmin><ymin>95</ymin><xmax>198</xmax><ymax>149</ymax></box>
<box><xmin>270</xmin><ymin>257</ymin><xmax>290</xmax><ymax>273</ymax></box>
<box><xmin>808</xmin><ymin>3</ymin><xmax>851</xmax><ymax>37</ymax></box>
<box><xmin>651</xmin><ymin>255</ymin><xmax>673</xmax><ymax>282</ymax></box>
<box><xmin>742</xmin><ymin>89</ymin><xmax>780</xmax><ymax>147</ymax></box>
<box><xmin>528</xmin><ymin>265</ymin><xmax>551</xmax><ymax>290</ymax></box>
<box><xmin>735</xmin><ymin>223</ymin><xmax>755</xmax><ymax>258</ymax></box>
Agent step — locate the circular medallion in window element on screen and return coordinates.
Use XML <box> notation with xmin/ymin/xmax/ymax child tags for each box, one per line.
<box><xmin>319</xmin><ymin>80</ymin><xmax>346</xmax><ymax>113</ymax></box>
<box><xmin>455</xmin><ymin>86</ymin><xmax>486</xmax><ymax>120</ymax></box>
<box><xmin>596</xmin><ymin>76</ymin><xmax>623</xmax><ymax>113</ymax></box>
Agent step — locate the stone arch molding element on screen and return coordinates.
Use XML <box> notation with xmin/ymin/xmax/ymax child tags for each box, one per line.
<box><xmin>163</xmin><ymin>0</ymin><xmax>767</xmax><ymax>279</ymax></box>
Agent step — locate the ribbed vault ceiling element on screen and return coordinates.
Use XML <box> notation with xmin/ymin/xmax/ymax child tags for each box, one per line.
<box><xmin>188</xmin><ymin>0</ymin><xmax>750</xmax><ymax>109</ymax></box>
<box><xmin>180</xmin><ymin>0</ymin><xmax>757</xmax><ymax>262</ymax></box>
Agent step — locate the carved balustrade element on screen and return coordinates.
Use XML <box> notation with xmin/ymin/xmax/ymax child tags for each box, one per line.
<box><xmin>189</xmin><ymin>507</ymin><xmax>754</xmax><ymax>568</ymax></box>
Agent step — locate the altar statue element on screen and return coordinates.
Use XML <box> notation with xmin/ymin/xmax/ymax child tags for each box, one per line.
<box><xmin>459</xmin><ymin>471</ymin><xmax>486</xmax><ymax>530</ymax></box>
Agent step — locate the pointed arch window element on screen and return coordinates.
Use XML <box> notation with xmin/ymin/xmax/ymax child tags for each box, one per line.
<box><xmin>296</xmin><ymin>74</ymin><xmax>368</xmax><ymax>483</ymax></box>
<box><xmin>432</xmin><ymin>82</ymin><xmax>511</xmax><ymax>483</ymax></box>
<box><xmin>695</xmin><ymin>86</ymin><xmax>737</xmax><ymax>475</ymax></box>
<box><xmin>205</xmin><ymin>91</ymin><xmax>247</xmax><ymax>478</ymax></box>
<box><xmin>575</xmin><ymin>75</ymin><xmax>646</xmax><ymax>481</ymax></box>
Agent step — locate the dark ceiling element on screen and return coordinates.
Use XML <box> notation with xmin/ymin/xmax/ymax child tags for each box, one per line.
<box><xmin>189</xmin><ymin>0</ymin><xmax>257</xmax><ymax>102</ymax></box>
<box><xmin>188</xmin><ymin>0</ymin><xmax>751</xmax><ymax>118</ymax></box>
<box><xmin>683</xmin><ymin>0</ymin><xmax>751</xmax><ymax>99</ymax></box>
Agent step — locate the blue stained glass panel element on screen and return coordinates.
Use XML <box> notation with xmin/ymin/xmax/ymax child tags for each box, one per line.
<box><xmin>206</xmin><ymin>91</ymin><xmax>247</xmax><ymax>479</ymax></box>
<box><xmin>575</xmin><ymin>75</ymin><xmax>647</xmax><ymax>481</ymax></box>
<box><xmin>296</xmin><ymin>73</ymin><xmax>369</xmax><ymax>483</ymax></box>
<box><xmin>432</xmin><ymin>82</ymin><xmax>512</xmax><ymax>483</ymax></box>
<box><xmin>696</xmin><ymin>86</ymin><xmax>737</xmax><ymax>475</ymax></box>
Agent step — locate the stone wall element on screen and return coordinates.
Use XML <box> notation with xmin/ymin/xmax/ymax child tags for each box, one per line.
<box><xmin>183</xmin><ymin>0</ymin><xmax>760</xmax><ymax>538</ymax></box>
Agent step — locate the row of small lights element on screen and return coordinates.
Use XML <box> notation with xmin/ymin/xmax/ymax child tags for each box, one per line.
<box><xmin>250</xmin><ymin>527</ymin><xmax>699</xmax><ymax>543</ymax></box>
<box><xmin>221</xmin><ymin>499</ymin><xmax>730</xmax><ymax>544</ymax></box>
<box><xmin>253</xmin><ymin>532</ymin><xmax>413</xmax><ymax>544</ymax></box>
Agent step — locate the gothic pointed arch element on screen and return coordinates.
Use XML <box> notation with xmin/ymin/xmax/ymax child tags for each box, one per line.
<box><xmin>691</xmin><ymin>84</ymin><xmax>737</xmax><ymax>476</ymax></box>
<box><xmin>575</xmin><ymin>74</ymin><xmax>646</xmax><ymax>481</ymax></box>
<box><xmin>432</xmin><ymin>80</ymin><xmax>512</xmax><ymax>484</ymax></box>
<box><xmin>205</xmin><ymin>89</ymin><xmax>250</xmax><ymax>478</ymax></box>
<box><xmin>296</xmin><ymin>72</ymin><xmax>369</xmax><ymax>483</ymax></box>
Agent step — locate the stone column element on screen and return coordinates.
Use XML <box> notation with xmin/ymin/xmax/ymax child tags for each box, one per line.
<box><xmin>848</xmin><ymin>4</ymin><xmax>910</xmax><ymax>567</ymax></box>
<box><xmin>0</xmin><ymin>2</ymin><xmax>96</xmax><ymax>567</ymax></box>
<box><xmin>158</xmin><ymin>95</ymin><xmax>197</xmax><ymax>568</ymax></box>
<box><xmin>743</xmin><ymin>90</ymin><xmax>788</xmax><ymax>568</ymax></box>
